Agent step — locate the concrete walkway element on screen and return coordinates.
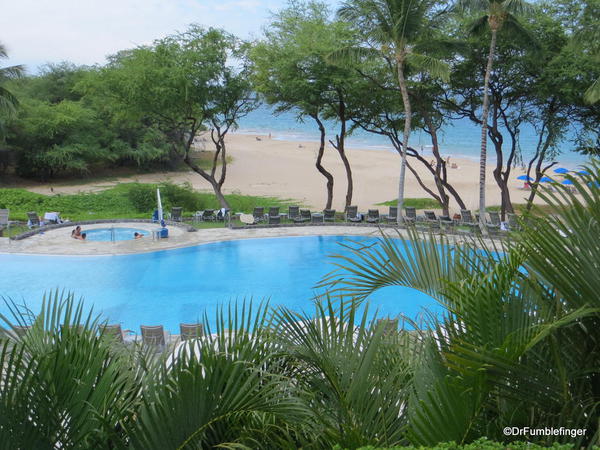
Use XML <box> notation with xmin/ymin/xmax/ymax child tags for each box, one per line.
<box><xmin>0</xmin><ymin>223</ymin><xmax>403</xmax><ymax>256</ymax></box>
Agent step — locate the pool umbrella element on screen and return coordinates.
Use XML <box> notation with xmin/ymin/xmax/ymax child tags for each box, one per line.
<box><xmin>588</xmin><ymin>181</ymin><xmax>600</xmax><ymax>188</ymax></box>
<box><xmin>553</xmin><ymin>167</ymin><xmax>569</xmax><ymax>174</ymax></box>
<box><xmin>577</xmin><ymin>170</ymin><xmax>590</xmax><ymax>176</ymax></box>
<box><xmin>517</xmin><ymin>175</ymin><xmax>533</xmax><ymax>181</ymax></box>
<box><xmin>540</xmin><ymin>176</ymin><xmax>554</xmax><ymax>183</ymax></box>
<box><xmin>156</xmin><ymin>188</ymin><xmax>164</xmax><ymax>221</ymax></box>
<box><xmin>562</xmin><ymin>179</ymin><xmax>574</xmax><ymax>185</ymax></box>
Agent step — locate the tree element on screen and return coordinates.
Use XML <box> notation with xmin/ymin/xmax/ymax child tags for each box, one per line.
<box><xmin>105</xmin><ymin>27</ymin><xmax>257</xmax><ymax>208</ymax></box>
<box><xmin>337</xmin><ymin>0</ymin><xmax>449</xmax><ymax>224</ymax></box>
<box><xmin>0</xmin><ymin>43</ymin><xmax>24</xmax><ymax>141</ymax></box>
<box><xmin>456</xmin><ymin>0</ymin><xmax>533</xmax><ymax>226</ymax></box>
<box><xmin>251</xmin><ymin>1</ymin><xmax>354</xmax><ymax>209</ymax></box>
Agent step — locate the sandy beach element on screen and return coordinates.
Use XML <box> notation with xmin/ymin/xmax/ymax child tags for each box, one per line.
<box><xmin>22</xmin><ymin>132</ymin><xmax>545</xmax><ymax>211</ymax></box>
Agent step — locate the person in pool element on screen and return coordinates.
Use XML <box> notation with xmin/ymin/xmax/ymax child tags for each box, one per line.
<box><xmin>71</xmin><ymin>226</ymin><xmax>82</xmax><ymax>239</ymax></box>
<box><xmin>134</xmin><ymin>232</ymin><xmax>144</xmax><ymax>239</ymax></box>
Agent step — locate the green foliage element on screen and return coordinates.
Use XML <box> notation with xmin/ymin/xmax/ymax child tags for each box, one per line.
<box><xmin>342</xmin><ymin>437</ymin><xmax>577</xmax><ymax>448</ymax></box>
<box><xmin>0</xmin><ymin>183</ymin><xmax>295</xmax><ymax>222</ymax></box>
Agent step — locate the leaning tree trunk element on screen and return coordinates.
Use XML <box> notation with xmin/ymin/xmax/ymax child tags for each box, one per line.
<box><xmin>313</xmin><ymin>114</ymin><xmax>334</xmax><ymax>209</ymax></box>
<box><xmin>478</xmin><ymin>28</ymin><xmax>498</xmax><ymax>229</ymax></box>
<box><xmin>329</xmin><ymin>96</ymin><xmax>353</xmax><ymax>209</ymax></box>
<box><xmin>396</xmin><ymin>56</ymin><xmax>412</xmax><ymax>225</ymax></box>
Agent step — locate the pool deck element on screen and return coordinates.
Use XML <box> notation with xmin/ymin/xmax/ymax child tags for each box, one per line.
<box><xmin>0</xmin><ymin>223</ymin><xmax>404</xmax><ymax>256</ymax></box>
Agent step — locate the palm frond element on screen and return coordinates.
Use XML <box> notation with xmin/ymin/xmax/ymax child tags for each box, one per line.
<box><xmin>406</xmin><ymin>52</ymin><xmax>450</xmax><ymax>81</ymax></box>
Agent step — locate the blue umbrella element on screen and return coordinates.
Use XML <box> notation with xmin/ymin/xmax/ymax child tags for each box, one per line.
<box><xmin>517</xmin><ymin>175</ymin><xmax>533</xmax><ymax>181</ymax></box>
<box><xmin>577</xmin><ymin>170</ymin><xmax>590</xmax><ymax>176</ymax></box>
<box><xmin>562</xmin><ymin>179</ymin><xmax>574</xmax><ymax>185</ymax></box>
<box><xmin>588</xmin><ymin>181</ymin><xmax>600</xmax><ymax>188</ymax></box>
<box><xmin>553</xmin><ymin>167</ymin><xmax>569</xmax><ymax>174</ymax></box>
<box><xmin>540</xmin><ymin>176</ymin><xmax>554</xmax><ymax>183</ymax></box>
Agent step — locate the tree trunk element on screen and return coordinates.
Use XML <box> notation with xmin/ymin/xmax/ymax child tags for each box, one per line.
<box><xmin>396</xmin><ymin>56</ymin><xmax>412</xmax><ymax>225</ymax></box>
<box><xmin>313</xmin><ymin>114</ymin><xmax>334</xmax><ymax>209</ymax></box>
<box><xmin>329</xmin><ymin>95</ymin><xmax>353</xmax><ymax>208</ymax></box>
<box><xmin>478</xmin><ymin>29</ymin><xmax>498</xmax><ymax>228</ymax></box>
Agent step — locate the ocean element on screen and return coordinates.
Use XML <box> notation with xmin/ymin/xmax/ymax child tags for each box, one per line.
<box><xmin>236</xmin><ymin>104</ymin><xmax>589</xmax><ymax>167</ymax></box>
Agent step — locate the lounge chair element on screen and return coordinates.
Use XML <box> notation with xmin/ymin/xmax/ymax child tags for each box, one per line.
<box><xmin>345</xmin><ymin>206</ymin><xmax>361</xmax><ymax>223</ymax></box>
<box><xmin>141</xmin><ymin>325</ymin><xmax>167</xmax><ymax>349</ymax></box>
<box><xmin>27</xmin><ymin>211</ymin><xmax>42</xmax><ymax>228</ymax></box>
<box><xmin>404</xmin><ymin>207</ymin><xmax>417</xmax><ymax>224</ymax></box>
<box><xmin>293</xmin><ymin>209</ymin><xmax>311</xmax><ymax>223</ymax></box>
<box><xmin>102</xmin><ymin>324</ymin><xmax>125</xmax><ymax>343</ymax></box>
<box><xmin>507</xmin><ymin>213</ymin><xmax>521</xmax><ymax>231</ymax></box>
<box><xmin>0</xmin><ymin>209</ymin><xmax>9</xmax><ymax>237</ymax></box>
<box><xmin>323</xmin><ymin>209</ymin><xmax>336</xmax><ymax>222</ymax></box>
<box><xmin>288</xmin><ymin>206</ymin><xmax>300</xmax><ymax>221</ymax></box>
<box><xmin>384</xmin><ymin>206</ymin><xmax>398</xmax><ymax>223</ymax></box>
<box><xmin>311</xmin><ymin>212</ymin><xmax>324</xmax><ymax>223</ymax></box>
<box><xmin>252</xmin><ymin>207</ymin><xmax>265</xmax><ymax>223</ymax></box>
<box><xmin>180</xmin><ymin>323</ymin><xmax>204</xmax><ymax>341</ymax></box>
<box><xmin>366</xmin><ymin>209</ymin><xmax>380</xmax><ymax>223</ymax></box>
<box><xmin>171</xmin><ymin>207</ymin><xmax>183</xmax><ymax>222</ymax></box>
<box><xmin>201</xmin><ymin>209</ymin><xmax>216</xmax><ymax>221</ymax></box>
<box><xmin>376</xmin><ymin>317</ymin><xmax>399</xmax><ymax>335</ymax></box>
<box><xmin>268</xmin><ymin>207</ymin><xmax>281</xmax><ymax>224</ymax></box>
<box><xmin>423</xmin><ymin>211</ymin><xmax>441</xmax><ymax>232</ymax></box>
<box><xmin>240</xmin><ymin>213</ymin><xmax>258</xmax><ymax>225</ymax></box>
<box><xmin>486</xmin><ymin>211</ymin><xmax>502</xmax><ymax>234</ymax></box>
<box><xmin>216</xmin><ymin>208</ymin><xmax>229</xmax><ymax>221</ymax></box>
<box><xmin>459</xmin><ymin>209</ymin><xmax>479</xmax><ymax>232</ymax></box>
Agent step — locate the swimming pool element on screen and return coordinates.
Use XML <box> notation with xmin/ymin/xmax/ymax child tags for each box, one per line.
<box><xmin>0</xmin><ymin>236</ymin><xmax>440</xmax><ymax>332</ymax></box>
<box><xmin>84</xmin><ymin>227</ymin><xmax>148</xmax><ymax>241</ymax></box>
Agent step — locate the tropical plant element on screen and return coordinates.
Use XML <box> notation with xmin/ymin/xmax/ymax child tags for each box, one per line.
<box><xmin>337</xmin><ymin>0</ymin><xmax>450</xmax><ymax>224</ymax></box>
<box><xmin>319</xmin><ymin>161</ymin><xmax>600</xmax><ymax>446</ymax></box>
<box><xmin>456</xmin><ymin>0</ymin><xmax>533</xmax><ymax>227</ymax></box>
<box><xmin>0</xmin><ymin>43</ymin><xmax>24</xmax><ymax>141</ymax></box>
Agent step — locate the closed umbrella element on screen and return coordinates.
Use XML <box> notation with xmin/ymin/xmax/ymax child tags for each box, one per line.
<box><xmin>156</xmin><ymin>188</ymin><xmax>164</xmax><ymax>221</ymax></box>
<box><xmin>553</xmin><ymin>167</ymin><xmax>569</xmax><ymax>174</ymax></box>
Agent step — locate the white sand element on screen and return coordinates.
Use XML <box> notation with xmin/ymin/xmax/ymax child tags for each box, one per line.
<box><xmin>23</xmin><ymin>132</ymin><xmax>543</xmax><ymax>211</ymax></box>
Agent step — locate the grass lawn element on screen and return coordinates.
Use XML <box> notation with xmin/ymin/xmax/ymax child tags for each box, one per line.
<box><xmin>377</xmin><ymin>198</ymin><xmax>440</xmax><ymax>209</ymax></box>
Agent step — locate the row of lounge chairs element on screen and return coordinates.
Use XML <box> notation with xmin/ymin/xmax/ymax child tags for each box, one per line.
<box><xmin>9</xmin><ymin>323</ymin><xmax>205</xmax><ymax>351</ymax></box>
<box><xmin>242</xmin><ymin>205</ymin><xmax>523</xmax><ymax>233</ymax></box>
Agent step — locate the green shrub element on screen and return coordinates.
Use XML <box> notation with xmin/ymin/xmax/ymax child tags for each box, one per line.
<box><xmin>334</xmin><ymin>437</ymin><xmax>578</xmax><ymax>449</ymax></box>
<box><xmin>377</xmin><ymin>198</ymin><xmax>440</xmax><ymax>209</ymax></box>
<box><xmin>126</xmin><ymin>184</ymin><xmax>157</xmax><ymax>212</ymax></box>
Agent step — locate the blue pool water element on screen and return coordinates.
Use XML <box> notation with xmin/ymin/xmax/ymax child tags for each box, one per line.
<box><xmin>0</xmin><ymin>236</ymin><xmax>440</xmax><ymax>333</ymax></box>
<box><xmin>85</xmin><ymin>227</ymin><xmax>148</xmax><ymax>241</ymax></box>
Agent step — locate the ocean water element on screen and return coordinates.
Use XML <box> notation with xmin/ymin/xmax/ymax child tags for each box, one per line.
<box><xmin>237</xmin><ymin>104</ymin><xmax>588</xmax><ymax>166</ymax></box>
<box><xmin>0</xmin><ymin>236</ymin><xmax>440</xmax><ymax>333</ymax></box>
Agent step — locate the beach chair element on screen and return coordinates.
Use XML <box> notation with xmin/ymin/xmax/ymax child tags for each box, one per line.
<box><xmin>171</xmin><ymin>207</ymin><xmax>183</xmax><ymax>222</ymax></box>
<box><xmin>141</xmin><ymin>325</ymin><xmax>167</xmax><ymax>349</ymax></box>
<box><xmin>487</xmin><ymin>211</ymin><xmax>502</xmax><ymax>234</ymax></box>
<box><xmin>366</xmin><ymin>209</ymin><xmax>380</xmax><ymax>224</ymax></box>
<box><xmin>252</xmin><ymin>207</ymin><xmax>265</xmax><ymax>223</ymax></box>
<box><xmin>240</xmin><ymin>213</ymin><xmax>258</xmax><ymax>225</ymax></box>
<box><xmin>293</xmin><ymin>209</ymin><xmax>311</xmax><ymax>223</ymax></box>
<box><xmin>27</xmin><ymin>211</ymin><xmax>42</xmax><ymax>228</ymax></box>
<box><xmin>0</xmin><ymin>209</ymin><xmax>9</xmax><ymax>238</ymax></box>
<box><xmin>323</xmin><ymin>209</ymin><xmax>336</xmax><ymax>222</ymax></box>
<box><xmin>376</xmin><ymin>317</ymin><xmax>399</xmax><ymax>335</ymax></box>
<box><xmin>345</xmin><ymin>206</ymin><xmax>361</xmax><ymax>223</ymax></box>
<box><xmin>460</xmin><ymin>209</ymin><xmax>479</xmax><ymax>233</ymax></box>
<box><xmin>288</xmin><ymin>206</ymin><xmax>300</xmax><ymax>221</ymax></box>
<box><xmin>216</xmin><ymin>208</ymin><xmax>229</xmax><ymax>222</ymax></box>
<box><xmin>201</xmin><ymin>209</ymin><xmax>216</xmax><ymax>221</ymax></box>
<box><xmin>507</xmin><ymin>213</ymin><xmax>521</xmax><ymax>231</ymax></box>
<box><xmin>384</xmin><ymin>206</ymin><xmax>398</xmax><ymax>223</ymax></box>
<box><xmin>311</xmin><ymin>212</ymin><xmax>324</xmax><ymax>223</ymax></box>
<box><xmin>180</xmin><ymin>323</ymin><xmax>204</xmax><ymax>341</ymax></box>
<box><xmin>102</xmin><ymin>324</ymin><xmax>125</xmax><ymax>343</ymax></box>
<box><xmin>404</xmin><ymin>207</ymin><xmax>417</xmax><ymax>224</ymax></box>
<box><xmin>268</xmin><ymin>207</ymin><xmax>281</xmax><ymax>224</ymax></box>
<box><xmin>423</xmin><ymin>211</ymin><xmax>441</xmax><ymax>232</ymax></box>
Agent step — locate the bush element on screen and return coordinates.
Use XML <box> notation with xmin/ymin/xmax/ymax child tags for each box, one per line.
<box><xmin>335</xmin><ymin>438</ymin><xmax>578</xmax><ymax>449</ymax></box>
<box><xmin>126</xmin><ymin>184</ymin><xmax>157</xmax><ymax>212</ymax></box>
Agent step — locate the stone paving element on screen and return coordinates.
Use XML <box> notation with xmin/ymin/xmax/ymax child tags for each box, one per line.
<box><xmin>0</xmin><ymin>223</ymin><xmax>407</xmax><ymax>256</ymax></box>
